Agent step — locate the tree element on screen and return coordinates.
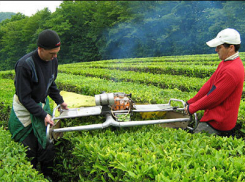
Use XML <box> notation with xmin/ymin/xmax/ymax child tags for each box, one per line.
<box><xmin>0</xmin><ymin>1</ymin><xmax>245</xmax><ymax>71</ymax></box>
<box><xmin>23</xmin><ymin>8</ymin><xmax>52</xmax><ymax>52</ymax></box>
<box><xmin>0</xmin><ymin>13</ymin><xmax>28</xmax><ymax>70</ymax></box>
<box><xmin>44</xmin><ymin>1</ymin><xmax>100</xmax><ymax>63</ymax></box>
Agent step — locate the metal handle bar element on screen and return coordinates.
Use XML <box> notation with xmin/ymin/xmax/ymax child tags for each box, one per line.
<box><xmin>168</xmin><ymin>98</ymin><xmax>186</xmax><ymax>108</ymax></box>
<box><xmin>52</xmin><ymin>104</ymin><xmax>60</xmax><ymax>119</ymax></box>
<box><xmin>187</xmin><ymin>113</ymin><xmax>198</xmax><ymax>132</ymax></box>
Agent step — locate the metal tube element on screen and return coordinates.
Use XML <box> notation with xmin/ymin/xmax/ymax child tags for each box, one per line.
<box><xmin>52</xmin><ymin>114</ymin><xmax>117</xmax><ymax>133</ymax></box>
<box><xmin>131</xmin><ymin>108</ymin><xmax>184</xmax><ymax>112</ymax></box>
<box><xmin>52</xmin><ymin>104</ymin><xmax>60</xmax><ymax>118</ymax></box>
<box><xmin>53</xmin><ymin>123</ymin><xmax>104</xmax><ymax>132</ymax></box>
<box><xmin>52</xmin><ymin>117</ymin><xmax>189</xmax><ymax>133</ymax></box>
<box><xmin>118</xmin><ymin>118</ymin><xmax>190</xmax><ymax>127</ymax></box>
<box><xmin>105</xmin><ymin>114</ymin><xmax>120</xmax><ymax>127</ymax></box>
<box><xmin>168</xmin><ymin>98</ymin><xmax>186</xmax><ymax>107</ymax></box>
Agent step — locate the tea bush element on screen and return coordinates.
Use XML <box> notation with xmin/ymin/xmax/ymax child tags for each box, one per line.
<box><xmin>54</xmin><ymin>126</ymin><xmax>245</xmax><ymax>181</ymax></box>
<box><xmin>1</xmin><ymin>52</ymin><xmax>245</xmax><ymax>181</ymax></box>
<box><xmin>0</xmin><ymin>126</ymin><xmax>47</xmax><ymax>181</ymax></box>
<box><xmin>0</xmin><ymin>78</ymin><xmax>15</xmax><ymax>128</ymax></box>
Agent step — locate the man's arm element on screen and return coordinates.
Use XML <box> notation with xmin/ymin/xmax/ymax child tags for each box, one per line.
<box><xmin>187</xmin><ymin>78</ymin><xmax>212</xmax><ymax>105</ymax></box>
<box><xmin>188</xmin><ymin>72</ymin><xmax>236</xmax><ymax>114</ymax></box>
<box><xmin>187</xmin><ymin>66</ymin><xmax>220</xmax><ymax>105</ymax></box>
<box><xmin>48</xmin><ymin>81</ymin><xmax>65</xmax><ymax>105</ymax></box>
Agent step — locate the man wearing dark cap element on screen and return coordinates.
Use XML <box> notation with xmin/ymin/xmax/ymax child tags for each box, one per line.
<box><xmin>8</xmin><ymin>29</ymin><xmax>68</xmax><ymax>179</ymax></box>
<box><xmin>184</xmin><ymin>28</ymin><xmax>244</xmax><ymax>136</ymax></box>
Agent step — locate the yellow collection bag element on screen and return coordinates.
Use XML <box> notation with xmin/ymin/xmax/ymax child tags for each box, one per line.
<box><xmin>52</xmin><ymin>91</ymin><xmax>96</xmax><ymax>116</ymax></box>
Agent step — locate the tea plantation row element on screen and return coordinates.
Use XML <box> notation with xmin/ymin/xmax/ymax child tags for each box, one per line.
<box><xmin>1</xmin><ymin>53</ymin><xmax>245</xmax><ymax>181</ymax></box>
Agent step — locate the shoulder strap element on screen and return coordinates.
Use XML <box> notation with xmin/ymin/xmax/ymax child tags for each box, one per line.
<box><xmin>25</xmin><ymin>56</ymin><xmax>38</xmax><ymax>83</ymax></box>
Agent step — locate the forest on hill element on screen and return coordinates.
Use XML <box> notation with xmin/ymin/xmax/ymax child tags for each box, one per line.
<box><xmin>0</xmin><ymin>12</ymin><xmax>15</xmax><ymax>22</ymax></box>
<box><xmin>0</xmin><ymin>1</ymin><xmax>245</xmax><ymax>71</ymax></box>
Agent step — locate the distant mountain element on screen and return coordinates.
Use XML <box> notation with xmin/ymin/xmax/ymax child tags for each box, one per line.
<box><xmin>0</xmin><ymin>12</ymin><xmax>16</xmax><ymax>22</ymax></box>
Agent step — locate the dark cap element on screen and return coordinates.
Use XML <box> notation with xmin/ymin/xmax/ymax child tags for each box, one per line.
<box><xmin>37</xmin><ymin>29</ymin><xmax>61</xmax><ymax>49</ymax></box>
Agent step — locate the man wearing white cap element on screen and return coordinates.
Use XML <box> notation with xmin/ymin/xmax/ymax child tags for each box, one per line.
<box><xmin>185</xmin><ymin>28</ymin><xmax>244</xmax><ymax>136</ymax></box>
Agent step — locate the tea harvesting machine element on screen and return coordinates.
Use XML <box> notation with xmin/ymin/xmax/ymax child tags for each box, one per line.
<box><xmin>46</xmin><ymin>92</ymin><xmax>198</xmax><ymax>143</ymax></box>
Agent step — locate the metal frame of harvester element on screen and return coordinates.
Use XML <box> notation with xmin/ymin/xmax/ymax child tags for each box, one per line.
<box><xmin>46</xmin><ymin>92</ymin><xmax>198</xmax><ymax>143</ymax></box>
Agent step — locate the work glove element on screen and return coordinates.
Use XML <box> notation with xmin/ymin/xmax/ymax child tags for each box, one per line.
<box><xmin>184</xmin><ymin>105</ymin><xmax>191</xmax><ymax>116</ymax></box>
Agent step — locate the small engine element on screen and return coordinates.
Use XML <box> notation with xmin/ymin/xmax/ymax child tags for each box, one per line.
<box><xmin>111</xmin><ymin>92</ymin><xmax>134</xmax><ymax>111</ymax></box>
<box><xmin>95</xmin><ymin>92</ymin><xmax>134</xmax><ymax>111</ymax></box>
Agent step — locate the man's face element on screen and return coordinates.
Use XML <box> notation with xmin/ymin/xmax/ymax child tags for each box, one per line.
<box><xmin>215</xmin><ymin>44</ymin><xmax>234</xmax><ymax>60</ymax></box>
<box><xmin>38</xmin><ymin>47</ymin><xmax>60</xmax><ymax>61</ymax></box>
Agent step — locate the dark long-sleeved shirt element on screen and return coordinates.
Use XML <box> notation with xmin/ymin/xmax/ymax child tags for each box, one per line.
<box><xmin>14</xmin><ymin>49</ymin><xmax>64</xmax><ymax>120</ymax></box>
<box><xmin>187</xmin><ymin>56</ymin><xmax>244</xmax><ymax>131</ymax></box>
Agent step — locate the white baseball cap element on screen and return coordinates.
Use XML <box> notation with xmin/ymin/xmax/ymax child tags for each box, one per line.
<box><xmin>206</xmin><ymin>28</ymin><xmax>241</xmax><ymax>47</ymax></box>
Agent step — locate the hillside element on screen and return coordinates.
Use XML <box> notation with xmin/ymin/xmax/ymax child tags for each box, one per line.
<box><xmin>0</xmin><ymin>12</ymin><xmax>15</xmax><ymax>22</ymax></box>
<box><xmin>0</xmin><ymin>1</ymin><xmax>245</xmax><ymax>71</ymax></box>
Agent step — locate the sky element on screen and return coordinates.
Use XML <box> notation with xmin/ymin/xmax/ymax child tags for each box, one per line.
<box><xmin>0</xmin><ymin>1</ymin><xmax>63</xmax><ymax>16</ymax></box>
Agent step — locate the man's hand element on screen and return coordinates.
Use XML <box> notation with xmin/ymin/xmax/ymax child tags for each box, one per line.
<box><xmin>44</xmin><ymin>114</ymin><xmax>54</xmax><ymax>127</ymax></box>
<box><xmin>60</xmin><ymin>102</ymin><xmax>68</xmax><ymax>110</ymax></box>
<box><xmin>184</xmin><ymin>105</ymin><xmax>190</xmax><ymax>115</ymax></box>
